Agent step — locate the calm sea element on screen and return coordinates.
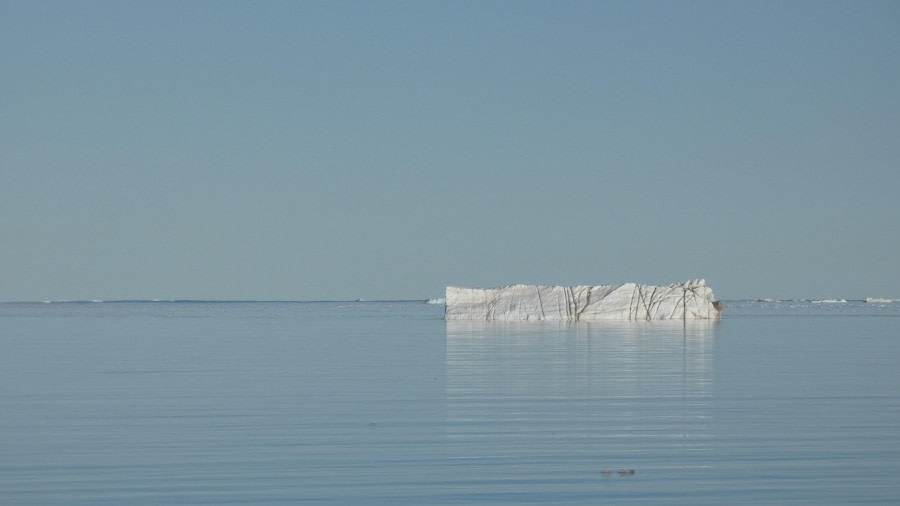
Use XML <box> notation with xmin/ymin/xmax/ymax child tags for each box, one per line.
<box><xmin>2</xmin><ymin>300</ymin><xmax>899</xmax><ymax>504</ymax></box>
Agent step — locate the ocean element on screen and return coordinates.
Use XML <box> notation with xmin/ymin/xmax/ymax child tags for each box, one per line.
<box><xmin>1</xmin><ymin>299</ymin><xmax>899</xmax><ymax>504</ymax></box>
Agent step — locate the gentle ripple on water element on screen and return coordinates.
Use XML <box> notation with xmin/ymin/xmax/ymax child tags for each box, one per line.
<box><xmin>1</xmin><ymin>301</ymin><xmax>899</xmax><ymax>504</ymax></box>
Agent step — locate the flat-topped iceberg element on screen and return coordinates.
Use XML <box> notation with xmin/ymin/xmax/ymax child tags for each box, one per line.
<box><xmin>445</xmin><ymin>280</ymin><xmax>722</xmax><ymax>321</ymax></box>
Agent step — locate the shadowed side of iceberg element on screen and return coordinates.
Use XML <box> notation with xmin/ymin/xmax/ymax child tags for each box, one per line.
<box><xmin>445</xmin><ymin>280</ymin><xmax>722</xmax><ymax>321</ymax></box>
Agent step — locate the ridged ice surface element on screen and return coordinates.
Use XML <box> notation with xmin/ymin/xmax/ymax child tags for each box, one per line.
<box><xmin>1</xmin><ymin>300</ymin><xmax>899</xmax><ymax>504</ymax></box>
<box><xmin>446</xmin><ymin>280</ymin><xmax>720</xmax><ymax>320</ymax></box>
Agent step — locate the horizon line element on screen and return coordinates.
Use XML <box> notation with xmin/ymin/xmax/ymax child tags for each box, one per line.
<box><xmin>0</xmin><ymin>298</ymin><xmax>436</xmax><ymax>305</ymax></box>
<box><xmin>1</xmin><ymin>297</ymin><xmax>892</xmax><ymax>305</ymax></box>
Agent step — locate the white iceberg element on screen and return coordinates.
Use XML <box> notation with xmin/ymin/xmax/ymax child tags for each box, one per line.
<box><xmin>445</xmin><ymin>280</ymin><xmax>722</xmax><ymax>321</ymax></box>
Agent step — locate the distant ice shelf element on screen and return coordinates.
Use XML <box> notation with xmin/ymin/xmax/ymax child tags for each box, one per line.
<box><xmin>445</xmin><ymin>280</ymin><xmax>722</xmax><ymax>321</ymax></box>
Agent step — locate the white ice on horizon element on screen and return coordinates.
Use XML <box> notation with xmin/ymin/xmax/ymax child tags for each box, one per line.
<box><xmin>445</xmin><ymin>280</ymin><xmax>721</xmax><ymax>321</ymax></box>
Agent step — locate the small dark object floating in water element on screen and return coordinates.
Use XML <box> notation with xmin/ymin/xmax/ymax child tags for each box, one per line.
<box><xmin>602</xmin><ymin>466</ymin><xmax>636</xmax><ymax>477</ymax></box>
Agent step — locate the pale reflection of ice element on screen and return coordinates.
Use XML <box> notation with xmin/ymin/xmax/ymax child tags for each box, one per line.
<box><xmin>445</xmin><ymin>321</ymin><xmax>716</xmax><ymax>479</ymax></box>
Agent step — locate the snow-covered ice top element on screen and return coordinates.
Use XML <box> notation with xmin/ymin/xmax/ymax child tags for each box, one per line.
<box><xmin>445</xmin><ymin>280</ymin><xmax>721</xmax><ymax>321</ymax></box>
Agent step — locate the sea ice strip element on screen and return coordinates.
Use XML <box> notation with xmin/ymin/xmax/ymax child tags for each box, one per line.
<box><xmin>445</xmin><ymin>280</ymin><xmax>721</xmax><ymax>321</ymax></box>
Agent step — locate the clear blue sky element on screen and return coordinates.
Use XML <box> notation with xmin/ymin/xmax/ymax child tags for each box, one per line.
<box><xmin>2</xmin><ymin>0</ymin><xmax>898</xmax><ymax>301</ymax></box>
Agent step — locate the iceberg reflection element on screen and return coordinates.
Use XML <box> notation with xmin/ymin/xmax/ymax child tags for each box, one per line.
<box><xmin>445</xmin><ymin>321</ymin><xmax>716</xmax><ymax>476</ymax></box>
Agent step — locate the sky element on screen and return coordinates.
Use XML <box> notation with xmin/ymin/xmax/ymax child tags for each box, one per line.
<box><xmin>1</xmin><ymin>0</ymin><xmax>898</xmax><ymax>302</ymax></box>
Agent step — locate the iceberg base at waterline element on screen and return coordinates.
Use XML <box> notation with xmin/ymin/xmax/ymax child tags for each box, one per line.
<box><xmin>445</xmin><ymin>280</ymin><xmax>722</xmax><ymax>321</ymax></box>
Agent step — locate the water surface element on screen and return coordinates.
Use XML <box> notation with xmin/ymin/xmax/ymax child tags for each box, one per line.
<box><xmin>1</xmin><ymin>300</ymin><xmax>898</xmax><ymax>504</ymax></box>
